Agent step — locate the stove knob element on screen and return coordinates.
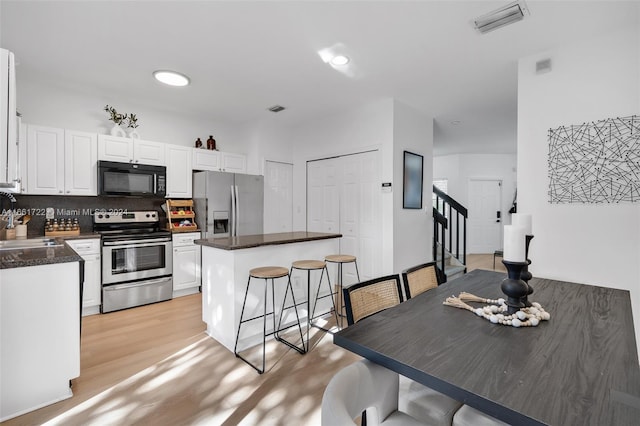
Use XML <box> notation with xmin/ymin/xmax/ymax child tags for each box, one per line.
<box><xmin>146</xmin><ymin>213</ymin><xmax>150</xmax><ymax>218</ymax></box>
<box><xmin>98</xmin><ymin>214</ymin><xmax>103</xmax><ymax>219</ymax></box>
<box><xmin>151</xmin><ymin>213</ymin><xmax>156</xmax><ymax>218</ymax></box>
<box><xmin>105</xmin><ymin>214</ymin><xmax>110</xmax><ymax>219</ymax></box>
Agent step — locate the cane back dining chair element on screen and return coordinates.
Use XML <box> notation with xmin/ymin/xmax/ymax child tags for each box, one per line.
<box><xmin>401</xmin><ymin>261</ymin><xmax>441</xmax><ymax>300</ymax></box>
<box><xmin>343</xmin><ymin>274</ymin><xmax>403</xmax><ymax>326</ymax></box>
<box><xmin>343</xmin><ymin>271</ymin><xmax>463</xmax><ymax>425</ymax></box>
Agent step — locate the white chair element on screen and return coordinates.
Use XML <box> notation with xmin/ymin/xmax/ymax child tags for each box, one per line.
<box><xmin>321</xmin><ymin>359</ymin><xmax>425</xmax><ymax>426</ymax></box>
<box><xmin>452</xmin><ymin>404</ymin><xmax>510</xmax><ymax>426</ymax></box>
<box><xmin>399</xmin><ymin>376</ymin><xmax>462</xmax><ymax>426</ymax></box>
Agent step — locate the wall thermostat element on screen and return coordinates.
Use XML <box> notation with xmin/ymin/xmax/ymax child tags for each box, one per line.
<box><xmin>381</xmin><ymin>182</ymin><xmax>392</xmax><ymax>193</ymax></box>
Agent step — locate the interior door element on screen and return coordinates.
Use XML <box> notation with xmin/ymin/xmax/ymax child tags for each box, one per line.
<box><xmin>307</xmin><ymin>158</ymin><xmax>339</xmax><ymax>233</ymax></box>
<box><xmin>307</xmin><ymin>151</ymin><xmax>381</xmax><ymax>282</ymax></box>
<box><xmin>468</xmin><ymin>179</ymin><xmax>502</xmax><ymax>253</ymax></box>
<box><xmin>264</xmin><ymin>161</ymin><xmax>293</xmax><ymax>233</ymax></box>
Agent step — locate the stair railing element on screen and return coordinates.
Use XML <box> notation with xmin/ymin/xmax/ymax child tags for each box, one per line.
<box><xmin>432</xmin><ymin>185</ymin><xmax>468</xmax><ymax>281</ymax></box>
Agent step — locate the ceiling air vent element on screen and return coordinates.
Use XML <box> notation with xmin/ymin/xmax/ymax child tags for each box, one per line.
<box><xmin>268</xmin><ymin>105</ymin><xmax>285</xmax><ymax>113</ymax></box>
<box><xmin>473</xmin><ymin>1</ymin><xmax>529</xmax><ymax>34</ymax></box>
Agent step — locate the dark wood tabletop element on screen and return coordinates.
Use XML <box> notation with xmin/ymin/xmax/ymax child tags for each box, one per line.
<box><xmin>334</xmin><ymin>269</ymin><xmax>640</xmax><ymax>426</ymax></box>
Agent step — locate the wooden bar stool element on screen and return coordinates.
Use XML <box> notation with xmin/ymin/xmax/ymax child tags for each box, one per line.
<box><xmin>290</xmin><ymin>260</ymin><xmax>337</xmax><ymax>349</ymax></box>
<box><xmin>325</xmin><ymin>254</ymin><xmax>360</xmax><ymax>329</ymax></box>
<box><xmin>234</xmin><ymin>266</ymin><xmax>305</xmax><ymax>374</ymax></box>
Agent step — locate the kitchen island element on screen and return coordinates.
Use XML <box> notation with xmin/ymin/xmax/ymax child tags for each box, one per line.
<box><xmin>0</xmin><ymin>240</ymin><xmax>82</xmax><ymax>421</ymax></box>
<box><xmin>195</xmin><ymin>232</ymin><xmax>341</xmax><ymax>351</ymax></box>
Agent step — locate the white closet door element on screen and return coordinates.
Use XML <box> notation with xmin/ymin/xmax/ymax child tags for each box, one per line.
<box><xmin>264</xmin><ymin>161</ymin><xmax>293</xmax><ymax>233</ymax></box>
<box><xmin>307</xmin><ymin>151</ymin><xmax>381</xmax><ymax>282</ymax></box>
<box><xmin>340</xmin><ymin>155</ymin><xmax>360</xmax><ymax>284</ymax></box>
<box><xmin>307</xmin><ymin>158</ymin><xmax>339</xmax><ymax>233</ymax></box>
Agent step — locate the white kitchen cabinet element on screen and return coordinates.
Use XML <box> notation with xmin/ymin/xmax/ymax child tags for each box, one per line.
<box><xmin>26</xmin><ymin>125</ymin><xmax>97</xmax><ymax>195</ymax></box>
<box><xmin>221</xmin><ymin>151</ymin><xmax>247</xmax><ymax>173</ymax></box>
<box><xmin>165</xmin><ymin>144</ymin><xmax>192</xmax><ymax>198</ymax></box>
<box><xmin>64</xmin><ymin>130</ymin><xmax>98</xmax><ymax>196</ymax></box>
<box><xmin>192</xmin><ymin>148</ymin><xmax>220</xmax><ymax>171</ymax></box>
<box><xmin>98</xmin><ymin>135</ymin><xmax>165</xmax><ymax>166</ymax></box>
<box><xmin>192</xmin><ymin>149</ymin><xmax>246</xmax><ymax>173</ymax></box>
<box><xmin>26</xmin><ymin>125</ymin><xmax>64</xmax><ymax>195</ymax></box>
<box><xmin>134</xmin><ymin>139</ymin><xmax>165</xmax><ymax>165</ymax></box>
<box><xmin>66</xmin><ymin>238</ymin><xmax>101</xmax><ymax>316</ymax></box>
<box><xmin>172</xmin><ymin>232</ymin><xmax>201</xmax><ymax>297</ymax></box>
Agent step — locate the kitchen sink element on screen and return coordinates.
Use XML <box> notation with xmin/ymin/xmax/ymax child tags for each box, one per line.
<box><xmin>0</xmin><ymin>238</ymin><xmax>63</xmax><ymax>250</ymax></box>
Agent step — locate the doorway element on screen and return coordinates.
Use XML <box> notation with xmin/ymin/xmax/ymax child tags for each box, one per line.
<box><xmin>467</xmin><ymin>179</ymin><xmax>502</xmax><ymax>254</ymax></box>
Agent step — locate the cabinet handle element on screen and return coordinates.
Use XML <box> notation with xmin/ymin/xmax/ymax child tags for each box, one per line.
<box><xmin>66</xmin><ymin>190</ymin><xmax>70</xmax><ymax>193</ymax></box>
<box><xmin>59</xmin><ymin>190</ymin><xmax>63</xmax><ymax>194</ymax></box>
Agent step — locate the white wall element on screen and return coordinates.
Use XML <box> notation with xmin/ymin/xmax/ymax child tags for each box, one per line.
<box><xmin>286</xmin><ymin>99</ymin><xmax>395</xmax><ymax>273</ymax></box>
<box><xmin>15</xmin><ymin>75</ymin><xmax>248</xmax><ymax>154</ymax></box>
<box><xmin>434</xmin><ymin>154</ymin><xmax>516</xmax><ymax>223</ymax></box>
<box><xmin>517</xmin><ymin>26</ymin><xmax>640</xmax><ymax>354</ymax></box>
<box><xmin>243</xmin><ymin>117</ymin><xmax>294</xmax><ymax>175</ymax></box>
<box><xmin>392</xmin><ymin>100</ymin><xmax>434</xmax><ymax>272</ymax></box>
<box><xmin>275</xmin><ymin>99</ymin><xmax>433</xmax><ymax>275</ymax></box>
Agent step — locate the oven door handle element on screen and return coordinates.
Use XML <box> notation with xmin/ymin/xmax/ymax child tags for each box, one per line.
<box><xmin>103</xmin><ymin>276</ymin><xmax>172</xmax><ymax>291</ymax></box>
<box><xmin>103</xmin><ymin>238</ymin><xmax>171</xmax><ymax>247</ymax></box>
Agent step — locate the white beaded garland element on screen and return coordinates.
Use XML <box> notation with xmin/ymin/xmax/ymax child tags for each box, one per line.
<box><xmin>444</xmin><ymin>293</ymin><xmax>551</xmax><ymax>328</ymax></box>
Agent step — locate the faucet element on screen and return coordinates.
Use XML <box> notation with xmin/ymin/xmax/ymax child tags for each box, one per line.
<box><xmin>0</xmin><ymin>191</ymin><xmax>17</xmax><ymax>229</ymax></box>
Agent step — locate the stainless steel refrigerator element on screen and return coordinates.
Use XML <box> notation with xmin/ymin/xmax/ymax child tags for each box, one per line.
<box><xmin>193</xmin><ymin>171</ymin><xmax>264</xmax><ymax>238</ymax></box>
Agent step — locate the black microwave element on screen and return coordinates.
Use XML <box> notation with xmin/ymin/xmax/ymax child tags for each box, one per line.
<box><xmin>98</xmin><ymin>161</ymin><xmax>166</xmax><ymax>197</ymax></box>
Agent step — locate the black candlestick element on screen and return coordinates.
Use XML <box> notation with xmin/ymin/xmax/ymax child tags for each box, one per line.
<box><xmin>501</xmin><ymin>260</ymin><xmax>529</xmax><ymax>314</ymax></box>
<box><xmin>521</xmin><ymin>235</ymin><xmax>534</xmax><ymax>307</ymax></box>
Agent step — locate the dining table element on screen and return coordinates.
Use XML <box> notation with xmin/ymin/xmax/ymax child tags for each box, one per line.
<box><xmin>333</xmin><ymin>269</ymin><xmax>640</xmax><ymax>425</ymax></box>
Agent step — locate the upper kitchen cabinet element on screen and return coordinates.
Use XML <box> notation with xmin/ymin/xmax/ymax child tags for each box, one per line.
<box><xmin>165</xmin><ymin>144</ymin><xmax>192</xmax><ymax>198</ymax></box>
<box><xmin>220</xmin><ymin>151</ymin><xmax>246</xmax><ymax>173</ymax></box>
<box><xmin>26</xmin><ymin>125</ymin><xmax>97</xmax><ymax>196</ymax></box>
<box><xmin>192</xmin><ymin>149</ymin><xmax>246</xmax><ymax>173</ymax></box>
<box><xmin>98</xmin><ymin>135</ymin><xmax>165</xmax><ymax>166</ymax></box>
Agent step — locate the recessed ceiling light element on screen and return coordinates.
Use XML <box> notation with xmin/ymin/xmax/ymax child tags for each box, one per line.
<box><xmin>330</xmin><ymin>55</ymin><xmax>350</xmax><ymax>66</ymax></box>
<box><xmin>153</xmin><ymin>70</ymin><xmax>190</xmax><ymax>87</ymax></box>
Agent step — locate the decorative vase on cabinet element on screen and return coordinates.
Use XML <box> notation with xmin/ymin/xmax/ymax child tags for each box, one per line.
<box><xmin>110</xmin><ymin>124</ymin><xmax>126</xmax><ymax>137</ymax></box>
<box><xmin>128</xmin><ymin>129</ymin><xmax>140</xmax><ymax>140</ymax></box>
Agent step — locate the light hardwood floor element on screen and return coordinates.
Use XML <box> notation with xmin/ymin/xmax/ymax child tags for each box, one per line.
<box><xmin>5</xmin><ymin>254</ymin><xmax>500</xmax><ymax>426</ymax></box>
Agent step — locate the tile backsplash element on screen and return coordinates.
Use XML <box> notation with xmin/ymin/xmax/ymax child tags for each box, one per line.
<box><xmin>4</xmin><ymin>195</ymin><xmax>166</xmax><ymax>237</ymax></box>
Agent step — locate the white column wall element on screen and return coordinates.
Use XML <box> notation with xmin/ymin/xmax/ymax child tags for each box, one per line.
<box><xmin>517</xmin><ymin>26</ymin><xmax>640</xmax><ymax>356</ymax></box>
<box><xmin>392</xmin><ymin>100</ymin><xmax>434</xmax><ymax>272</ymax></box>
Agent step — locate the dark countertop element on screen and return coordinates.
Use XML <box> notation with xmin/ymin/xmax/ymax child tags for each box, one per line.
<box><xmin>195</xmin><ymin>231</ymin><xmax>342</xmax><ymax>250</ymax></box>
<box><xmin>0</xmin><ymin>240</ymin><xmax>83</xmax><ymax>270</ymax></box>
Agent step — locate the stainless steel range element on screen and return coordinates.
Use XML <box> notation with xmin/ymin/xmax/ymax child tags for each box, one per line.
<box><xmin>94</xmin><ymin>210</ymin><xmax>172</xmax><ymax>313</ymax></box>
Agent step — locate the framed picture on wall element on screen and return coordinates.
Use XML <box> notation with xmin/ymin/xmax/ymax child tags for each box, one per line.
<box><xmin>403</xmin><ymin>150</ymin><xmax>424</xmax><ymax>209</ymax></box>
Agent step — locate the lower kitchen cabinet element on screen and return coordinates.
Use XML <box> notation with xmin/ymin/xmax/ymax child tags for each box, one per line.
<box><xmin>172</xmin><ymin>232</ymin><xmax>201</xmax><ymax>297</ymax></box>
<box><xmin>66</xmin><ymin>238</ymin><xmax>101</xmax><ymax>315</ymax></box>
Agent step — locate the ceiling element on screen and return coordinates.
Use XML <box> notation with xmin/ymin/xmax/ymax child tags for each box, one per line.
<box><xmin>1</xmin><ymin>1</ymin><xmax>637</xmax><ymax>156</ymax></box>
